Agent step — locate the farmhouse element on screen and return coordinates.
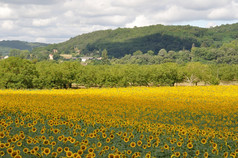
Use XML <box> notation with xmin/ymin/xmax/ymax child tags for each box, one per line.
<box><xmin>80</xmin><ymin>57</ymin><xmax>94</xmax><ymax>62</ymax></box>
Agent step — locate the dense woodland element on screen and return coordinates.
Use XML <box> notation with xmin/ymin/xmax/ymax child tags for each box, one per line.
<box><xmin>32</xmin><ymin>23</ymin><xmax>238</xmax><ymax>58</ymax></box>
<box><xmin>0</xmin><ymin>57</ymin><xmax>237</xmax><ymax>89</ymax></box>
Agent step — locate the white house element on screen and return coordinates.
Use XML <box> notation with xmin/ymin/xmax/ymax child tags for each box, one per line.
<box><xmin>49</xmin><ymin>54</ymin><xmax>54</xmax><ymax>60</ymax></box>
<box><xmin>80</xmin><ymin>57</ymin><xmax>93</xmax><ymax>62</ymax></box>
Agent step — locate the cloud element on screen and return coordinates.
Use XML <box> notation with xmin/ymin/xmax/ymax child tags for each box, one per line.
<box><xmin>32</xmin><ymin>18</ymin><xmax>56</xmax><ymax>27</ymax></box>
<box><xmin>1</xmin><ymin>20</ymin><xmax>14</xmax><ymax>30</ymax></box>
<box><xmin>0</xmin><ymin>4</ymin><xmax>13</xmax><ymax>19</ymax></box>
<box><xmin>0</xmin><ymin>0</ymin><xmax>237</xmax><ymax>43</ymax></box>
<box><xmin>0</xmin><ymin>0</ymin><xmax>62</xmax><ymax>5</ymax></box>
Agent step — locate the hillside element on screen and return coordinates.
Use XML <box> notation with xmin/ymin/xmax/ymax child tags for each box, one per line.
<box><xmin>33</xmin><ymin>23</ymin><xmax>238</xmax><ymax>58</ymax></box>
<box><xmin>0</xmin><ymin>40</ymin><xmax>48</xmax><ymax>56</ymax></box>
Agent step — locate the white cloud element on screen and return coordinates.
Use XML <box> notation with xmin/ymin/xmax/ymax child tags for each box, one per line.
<box><xmin>32</xmin><ymin>18</ymin><xmax>56</xmax><ymax>27</ymax></box>
<box><xmin>1</xmin><ymin>20</ymin><xmax>14</xmax><ymax>30</ymax></box>
<box><xmin>0</xmin><ymin>0</ymin><xmax>237</xmax><ymax>43</ymax></box>
<box><xmin>0</xmin><ymin>4</ymin><xmax>13</xmax><ymax>19</ymax></box>
<box><xmin>126</xmin><ymin>15</ymin><xmax>153</xmax><ymax>28</ymax></box>
<box><xmin>35</xmin><ymin>37</ymin><xmax>47</xmax><ymax>43</ymax></box>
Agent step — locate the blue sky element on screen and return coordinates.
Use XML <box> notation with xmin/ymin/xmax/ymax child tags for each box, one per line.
<box><xmin>0</xmin><ymin>0</ymin><xmax>238</xmax><ymax>43</ymax></box>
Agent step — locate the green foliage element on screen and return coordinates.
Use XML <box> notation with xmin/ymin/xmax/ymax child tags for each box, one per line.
<box><xmin>0</xmin><ymin>57</ymin><xmax>236</xmax><ymax>89</ymax></box>
<box><xmin>0</xmin><ymin>40</ymin><xmax>48</xmax><ymax>55</ymax></box>
<box><xmin>33</xmin><ymin>23</ymin><xmax>238</xmax><ymax>59</ymax></box>
<box><xmin>0</xmin><ymin>57</ymin><xmax>37</xmax><ymax>89</ymax></box>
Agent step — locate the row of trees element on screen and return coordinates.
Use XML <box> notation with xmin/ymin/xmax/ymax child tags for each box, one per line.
<box><xmin>109</xmin><ymin>40</ymin><xmax>238</xmax><ymax>65</ymax></box>
<box><xmin>0</xmin><ymin>57</ymin><xmax>237</xmax><ymax>89</ymax></box>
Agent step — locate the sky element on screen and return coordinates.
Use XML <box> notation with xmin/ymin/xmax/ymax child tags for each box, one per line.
<box><xmin>0</xmin><ymin>0</ymin><xmax>238</xmax><ymax>44</ymax></box>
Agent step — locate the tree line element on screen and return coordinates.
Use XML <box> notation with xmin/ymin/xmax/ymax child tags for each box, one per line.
<box><xmin>0</xmin><ymin>57</ymin><xmax>237</xmax><ymax>89</ymax></box>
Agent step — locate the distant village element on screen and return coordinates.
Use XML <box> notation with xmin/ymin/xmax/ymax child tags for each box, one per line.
<box><xmin>1</xmin><ymin>48</ymin><xmax>103</xmax><ymax>64</ymax></box>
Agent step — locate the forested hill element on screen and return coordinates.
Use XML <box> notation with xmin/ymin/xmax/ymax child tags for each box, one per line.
<box><xmin>35</xmin><ymin>23</ymin><xmax>238</xmax><ymax>58</ymax></box>
<box><xmin>0</xmin><ymin>40</ymin><xmax>48</xmax><ymax>56</ymax></box>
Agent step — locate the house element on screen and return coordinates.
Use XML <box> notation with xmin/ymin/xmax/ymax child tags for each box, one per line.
<box><xmin>80</xmin><ymin>57</ymin><xmax>94</xmax><ymax>62</ymax></box>
<box><xmin>4</xmin><ymin>56</ymin><xmax>9</xmax><ymax>59</ymax></box>
<box><xmin>52</xmin><ymin>49</ymin><xmax>58</xmax><ymax>53</ymax></box>
<box><xmin>49</xmin><ymin>54</ymin><xmax>54</xmax><ymax>60</ymax></box>
<box><xmin>60</xmin><ymin>54</ymin><xmax>73</xmax><ymax>60</ymax></box>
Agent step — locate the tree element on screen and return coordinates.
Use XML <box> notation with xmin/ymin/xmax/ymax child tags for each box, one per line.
<box><xmin>0</xmin><ymin>57</ymin><xmax>37</xmax><ymax>89</ymax></box>
<box><xmin>133</xmin><ymin>50</ymin><xmax>143</xmax><ymax>56</ymax></box>
<box><xmin>101</xmin><ymin>49</ymin><xmax>110</xmax><ymax>65</ymax></box>
<box><xmin>158</xmin><ymin>49</ymin><xmax>167</xmax><ymax>57</ymax></box>
<box><xmin>146</xmin><ymin>50</ymin><xmax>154</xmax><ymax>56</ymax></box>
<box><xmin>183</xmin><ymin>62</ymin><xmax>210</xmax><ymax>85</ymax></box>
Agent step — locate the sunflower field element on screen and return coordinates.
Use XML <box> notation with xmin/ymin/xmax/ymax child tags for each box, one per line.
<box><xmin>0</xmin><ymin>86</ymin><xmax>237</xmax><ymax>158</ymax></box>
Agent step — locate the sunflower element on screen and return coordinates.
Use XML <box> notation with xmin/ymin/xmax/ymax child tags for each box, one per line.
<box><xmin>105</xmin><ymin>146</ymin><xmax>109</xmax><ymax>150</ymax></box>
<box><xmin>147</xmin><ymin>143</ymin><xmax>151</xmax><ymax>148</ymax></box>
<box><xmin>130</xmin><ymin>142</ymin><xmax>136</xmax><ymax>148</ymax></box>
<box><xmin>23</xmin><ymin>148</ymin><xmax>29</xmax><ymax>153</ymax></box>
<box><xmin>7</xmin><ymin>148</ymin><xmax>13</xmax><ymax>154</ymax></box>
<box><xmin>43</xmin><ymin>140</ymin><xmax>49</xmax><ymax>145</ymax></box>
<box><xmin>201</xmin><ymin>138</ymin><xmax>207</xmax><ymax>144</ymax></box>
<box><xmin>171</xmin><ymin>147</ymin><xmax>175</xmax><ymax>151</ymax></box>
<box><xmin>164</xmin><ymin>144</ymin><xmax>169</xmax><ymax>150</ymax></box>
<box><xmin>0</xmin><ymin>143</ymin><xmax>4</xmax><ymax>148</ymax></box>
<box><xmin>195</xmin><ymin>150</ymin><xmax>200</xmax><ymax>156</ymax></box>
<box><xmin>137</xmin><ymin>140</ymin><xmax>142</xmax><ymax>146</ymax></box>
<box><xmin>177</xmin><ymin>142</ymin><xmax>182</xmax><ymax>147</ymax></box>
<box><xmin>145</xmin><ymin>153</ymin><xmax>151</xmax><ymax>158</ymax></box>
<box><xmin>16</xmin><ymin>142</ymin><xmax>22</xmax><ymax>147</ymax></box>
<box><xmin>57</xmin><ymin>147</ymin><xmax>63</xmax><ymax>153</ymax></box>
<box><xmin>27</xmin><ymin>139</ymin><xmax>32</xmax><ymax>144</ymax></box>
<box><xmin>14</xmin><ymin>155</ymin><xmax>22</xmax><ymax>158</ymax></box>
<box><xmin>80</xmin><ymin>132</ymin><xmax>84</xmax><ymax>137</ymax></box>
<box><xmin>123</xmin><ymin>132</ymin><xmax>127</xmax><ymax>137</ymax></box>
<box><xmin>143</xmin><ymin>145</ymin><xmax>147</xmax><ymax>149</ymax></box>
<box><xmin>77</xmin><ymin>150</ymin><xmax>83</xmax><ymax>155</ymax></box>
<box><xmin>111</xmin><ymin>146</ymin><xmax>115</xmax><ymax>150</ymax></box>
<box><xmin>114</xmin><ymin>154</ymin><xmax>120</xmax><ymax>158</ymax></box>
<box><xmin>108</xmin><ymin>154</ymin><xmax>114</xmax><ymax>158</ymax></box>
<box><xmin>43</xmin><ymin>148</ymin><xmax>51</xmax><ymax>156</ymax></box>
<box><xmin>53</xmin><ymin>129</ymin><xmax>59</xmax><ymax>134</ymax></box>
<box><xmin>175</xmin><ymin>152</ymin><xmax>180</xmax><ymax>157</ymax></box>
<box><xmin>73</xmin><ymin>153</ymin><xmax>79</xmax><ymax>157</ymax></box>
<box><xmin>30</xmin><ymin>149</ymin><xmax>36</xmax><ymax>155</ymax></box>
<box><xmin>212</xmin><ymin>149</ymin><xmax>218</xmax><ymax>154</ymax></box>
<box><xmin>183</xmin><ymin>152</ymin><xmax>188</xmax><ymax>157</ymax></box>
<box><xmin>66</xmin><ymin>151</ymin><xmax>73</xmax><ymax>157</ymax></box>
<box><xmin>32</xmin><ymin>127</ymin><xmax>37</xmax><ymax>132</ymax></box>
<box><xmin>127</xmin><ymin>150</ymin><xmax>132</xmax><ymax>155</ymax></box>
<box><xmin>51</xmin><ymin>141</ymin><xmax>57</xmax><ymax>146</ymax></box>
<box><xmin>64</xmin><ymin>147</ymin><xmax>70</xmax><ymax>152</ymax></box>
<box><xmin>124</xmin><ymin>137</ymin><xmax>129</xmax><ymax>143</ymax></box>
<box><xmin>70</xmin><ymin>138</ymin><xmax>76</xmax><ymax>144</ymax></box>
<box><xmin>58</xmin><ymin>136</ymin><xmax>63</xmax><ymax>141</ymax></box>
<box><xmin>0</xmin><ymin>151</ymin><xmax>4</xmax><ymax>157</ymax></box>
<box><xmin>117</xmin><ymin>131</ymin><xmax>122</xmax><ymax>136</ymax></box>
<box><xmin>88</xmin><ymin>148</ymin><xmax>94</xmax><ymax>153</ymax></box>
<box><xmin>52</xmin><ymin>152</ymin><xmax>58</xmax><ymax>157</ymax></box>
<box><xmin>106</xmin><ymin>138</ymin><xmax>111</xmax><ymax>143</ymax></box>
<box><xmin>204</xmin><ymin>152</ymin><xmax>208</xmax><ymax>158</ymax></box>
<box><xmin>33</xmin><ymin>146</ymin><xmax>39</xmax><ymax>151</ymax></box>
<box><xmin>224</xmin><ymin>152</ymin><xmax>229</xmax><ymax>158</ymax></box>
<box><xmin>97</xmin><ymin>142</ymin><xmax>102</xmax><ymax>147</ymax></box>
<box><xmin>80</xmin><ymin>145</ymin><xmax>87</xmax><ymax>151</ymax></box>
<box><xmin>212</xmin><ymin>143</ymin><xmax>217</xmax><ymax>149</ymax></box>
<box><xmin>187</xmin><ymin>143</ymin><xmax>193</xmax><ymax>149</ymax></box>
